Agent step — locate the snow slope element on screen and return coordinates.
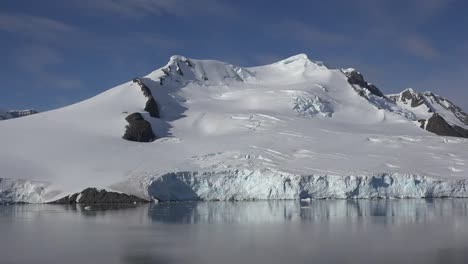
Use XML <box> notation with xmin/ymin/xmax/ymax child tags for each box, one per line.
<box><xmin>1</xmin><ymin>54</ymin><xmax>468</xmax><ymax>203</ymax></box>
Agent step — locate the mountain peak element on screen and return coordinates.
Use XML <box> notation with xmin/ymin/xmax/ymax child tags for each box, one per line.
<box><xmin>278</xmin><ymin>53</ymin><xmax>309</xmax><ymax>63</ymax></box>
<box><xmin>401</xmin><ymin>88</ymin><xmax>417</xmax><ymax>94</ymax></box>
<box><xmin>168</xmin><ymin>55</ymin><xmax>190</xmax><ymax>64</ymax></box>
<box><xmin>389</xmin><ymin>88</ymin><xmax>468</xmax><ymax>129</ymax></box>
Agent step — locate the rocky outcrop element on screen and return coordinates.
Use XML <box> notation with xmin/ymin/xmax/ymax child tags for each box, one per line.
<box><xmin>122</xmin><ymin>113</ymin><xmax>156</xmax><ymax>142</ymax></box>
<box><xmin>398</xmin><ymin>89</ymin><xmax>426</xmax><ymax>107</ymax></box>
<box><xmin>132</xmin><ymin>78</ymin><xmax>160</xmax><ymax>118</ymax></box>
<box><xmin>340</xmin><ymin>69</ymin><xmax>416</xmax><ymax>120</ymax></box>
<box><xmin>389</xmin><ymin>89</ymin><xmax>468</xmax><ymax>126</ymax></box>
<box><xmin>51</xmin><ymin>188</ymin><xmax>149</xmax><ymax>204</ymax></box>
<box><xmin>426</xmin><ymin>113</ymin><xmax>468</xmax><ymax>138</ymax></box>
<box><xmin>424</xmin><ymin>92</ymin><xmax>468</xmax><ymax>126</ymax></box>
<box><xmin>344</xmin><ymin>70</ymin><xmax>385</xmax><ymax>97</ymax></box>
<box><xmin>0</xmin><ymin>109</ymin><xmax>38</xmax><ymax>121</ymax></box>
<box><xmin>388</xmin><ymin>89</ymin><xmax>468</xmax><ymax>138</ymax></box>
<box><xmin>121</xmin><ymin>79</ymin><xmax>159</xmax><ymax>143</ymax></box>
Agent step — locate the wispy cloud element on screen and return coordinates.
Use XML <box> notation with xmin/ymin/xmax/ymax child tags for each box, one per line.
<box><xmin>355</xmin><ymin>0</ymin><xmax>452</xmax><ymax>26</ymax></box>
<box><xmin>67</xmin><ymin>0</ymin><xmax>236</xmax><ymax>18</ymax></box>
<box><xmin>272</xmin><ymin>20</ymin><xmax>347</xmax><ymax>46</ymax></box>
<box><xmin>399</xmin><ymin>35</ymin><xmax>440</xmax><ymax>60</ymax></box>
<box><xmin>1</xmin><ymin>12</ymin><xmax>178</xmax><ymax>91</ymax></box>
<box><xmin>407</xmin><ymin>0</ymin><xmax>453</xmax><ymax>21</ymax></box>
<box><xmin>15</xmin><ymin>45</ymin><xmax>82</xmax><ymax>90</ymax></box>
<box><xmin>0</xmin><ymin>13</ymin><xmax>75</xmax><ymax>42</ymax></box>
<box><xmin>0</xmin><ymin>13</ymin><xmax>83</xmax><ymax>89</ymax></box>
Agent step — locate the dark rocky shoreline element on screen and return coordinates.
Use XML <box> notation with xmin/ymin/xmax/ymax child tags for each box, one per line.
<box><xmin>50</xmin><ymin>188</ymin><xmax>150</xmax><ymax>205</ymax></box>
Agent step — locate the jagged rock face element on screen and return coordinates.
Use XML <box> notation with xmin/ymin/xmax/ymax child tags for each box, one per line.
<box><xmin>121</xmin><ymin>79</ymin><xmax>160</xmax><ymax>143</ymax></box>
<box><xmin>145</xmin><ymin>98</ymin><xmax>159</xmax><ymax>118</ymax></box>
<box><xmin>122</xmin><ymin>113</ymin><xmax>156</xmax><ymax>142</ymax></box>
<box><xmin>423</xmin><ymin>92</ymin><xmax>468</xmax><ymax>126</ymax></box>
<box><xmin>426</xmin><ymin>114</ymin><xmax>468</xmax><ymax>138</ymax></box>
<box><xmin>388</xmin><ymin>88</ymin><xmax>468</xmax><ymax>138</ymax></box>
<box><xmin>51</xmin><ymin>188</ymin><xmax>149</xmax><ymax>204</ymax></box>
<box><xmin>453</xmin><ymin>126</ymin><xmax>468</xmax><ymax>138</ymax></box>
<box><xmin>132</xmin><ymin>78</ymin><xmax>160</xmax><ymax>118</ymax></box>
<box><xmin>390</xmin><ymin>89</ymin><xmax>468</xmax><ymax>126</ymax></box>
<box><xmin>344</xmin><ymin>70</ymin><xmax>385</xmax><ymax>98</ymax></box>
<box><xmin>399</xmin><ymin>89</ymin><xmax>425</xmax><ymax>107</ymax></box>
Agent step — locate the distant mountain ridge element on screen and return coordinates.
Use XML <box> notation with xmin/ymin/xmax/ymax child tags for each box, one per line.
<box><xmin>388</xmin><ymin>88</ymin><xmax>468</xmax><ymax>137</ymax></box>
<box><xmin>0</xmin><ymin>109</ymin><xmax>38</xmax><ymax>120</ymax></box>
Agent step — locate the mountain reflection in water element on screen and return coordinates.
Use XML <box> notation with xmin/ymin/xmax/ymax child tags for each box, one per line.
<box><xmin>1</xmin><ymin>199</ymin><xmax>468</xmax><ymax>264</ymax></box>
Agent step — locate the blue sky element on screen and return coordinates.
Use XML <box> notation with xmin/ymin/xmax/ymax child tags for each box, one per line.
<box><xmin>1</xmin><ymin>0</ymin><xmax>467</xmax><ymax>111</ymax></box>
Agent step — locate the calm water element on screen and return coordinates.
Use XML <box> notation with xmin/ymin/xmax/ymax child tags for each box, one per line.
<box><xmin>1</xmin><ymin>200</ymin><xmax>468</xmax><ymax>264</ymax></box>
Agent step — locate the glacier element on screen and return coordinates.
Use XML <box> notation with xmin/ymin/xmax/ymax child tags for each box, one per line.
<box><xmin>147</xmin><ymin>169</ymin><xmax>468</xmax><ymax>201</ymax></box>
<box><xmin>2</xmin><ymin>170</ymin><xmax>468</xmax><ymax>203</ymax></box>
<box><xmin>0</xmin><ymin>53</ymin><xmax>467</xmax><ymax>203</ymax></box>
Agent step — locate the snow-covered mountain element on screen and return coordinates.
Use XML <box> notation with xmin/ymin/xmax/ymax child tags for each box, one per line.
<box><xmin>0</xmin><ymin>109</ymin><xmax>38</xmax><ymax>120</ymax></box>
<box><xmin>388</xmin><ymin>89</ymin><xmax>468</xmax><ymax>137</ymax></box>
<box><xmin>1</xmin><ymin>54</ymin><xmax>468</xmax><ymax>203</ymax></box>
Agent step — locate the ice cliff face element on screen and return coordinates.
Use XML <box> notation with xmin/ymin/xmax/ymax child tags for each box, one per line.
<box><xmin>147</xmin><ymin>169</ymin><xmax>468</xmax><ymax>201</ymax></box>
<box><xmin>0</xmin><ymin>54</ymin><xmax>467</xmax><ymax>203</ymax></box>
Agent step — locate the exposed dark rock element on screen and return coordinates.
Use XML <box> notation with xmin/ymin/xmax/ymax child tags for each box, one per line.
<box><xmin>132</xmin><ymin>78</ymin><xmax>160</xmax><ymax>118</ymax></box>
<box><xmin>145</xmin><ymin>98</ymin><xmax>160</xmax><ymax>118</ymax></box>
<box><xmin>426</xmin><ymin>113</ymin><xmax>468</xmax><ymax>138</ymax></box>
<box><xmin>123</xmin><ymin>113</ymin><xmax>156</xmax><ymax>142</ymax></box>
<box><xmin>391</xmin><ymin>89</ymin><xmax>468</xmax><ymax>130</ymax></box>
<box><xmin>134</xmin><ymin>80</ymin><xmax>152</xmax><ymax>97</ymax></box>
<box><xmin>344</xmin><ymin>70</ymin><xmax>385</xmax><ymax>97</ymax></box>
<box><xmin>399</xmin><ymin>89</ymin><xmax>425</xmax><ymax>107</ymax></box>
<box><xmin>176</xmin><ymin>63</ymin><xmax>184</xmax><ymax>76</ymax></box>
<box><xmin>0</xmin><ymin>109</ymin><xmax>39</xmax><ymax>121</ymax></box>
<box><xmin>51</xmin><ymin>188</ymin><xmax>149</xmax><ymax>204</ymax></box>
<box><xmin>366</xmin><ymin>84</ymin><xmax>385</xmax><ymax>98</ymax></box>
<box><xmin>346</xmin><ymin>71</ymin><xmax>366</xmax><ymax>86</ymax></box>
<box><xmin>161</xmin><ymin>68</ymin><xmax>170</xmax><ymax>75</ymax></box>
<box><xmin>427</xmin><ymin>93</ymin><xmax>468</xmax><ymax>126</ymax></box>
<box><xmin>453</xmin><ymin>125</ymin><xmax>468</xmax><ymax>138</ymax></box>
<box><xmin>125</xmin><ymin>112</ymin><xmax>144</xmax><ymax>122</ymax></box>
<box><xmin>418</xmin><ymin>119</ymin><xmax>426</xmax><ymax>129</ymax></box>
<box><xmin>427</xmin><ymin>94</ymin><xmax>468</xmax><ymax>126</ymax></box>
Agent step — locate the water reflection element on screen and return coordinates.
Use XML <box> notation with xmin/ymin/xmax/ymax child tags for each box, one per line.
<box><xmin>148</xmin><ymin>199</ymin><xmax>468</xmax><ymax>224</ymax></box>
<box><xmin>1</xmin><ymin>199</ymin><xmax>468</xmax><ymax>264</ymax></box>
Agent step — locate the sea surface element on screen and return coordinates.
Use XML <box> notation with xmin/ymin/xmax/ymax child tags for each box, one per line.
<box><xmin>1</xmin><ymin>200</ymin><xmax>468</xmax><ymax>264</ymax></box>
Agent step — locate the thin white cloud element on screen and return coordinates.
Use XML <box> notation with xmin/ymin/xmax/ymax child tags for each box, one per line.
<box><xmin>68</xmin><ymin>0</ymin><xmax>236</xmax><ymax>18</ymax></box>
<box><xmin>1</xmin><ymin>13</ymin><xmax>178</xmax><ymax>91</ymax></box>
<box><xmin>399</xmin><ymin>35</ymin><xmax>440</xmax><ymax>60</ymax></box>
<box><xmin>272</xmin><ymin>20</ymin><xmax>347</xmax><ymax>46</ymax></box>
<box><xmin>354</xmin><ymin>0</ymin><xmax>453</xmax><ymax>26</ymax></box>
<box><xmin>409</xmin><ymin>0</ymin><xmax>453</xmax><ymax>20</ymax></box>
<box><xmin>0</xmin><ymin>13</ymin><xmax>75</xmax><ymax>42</ymax></box>
<box><xmin>15</xmin><ymin>45</ymin><xmax>82</xmax><ymax>90</ymax></box>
